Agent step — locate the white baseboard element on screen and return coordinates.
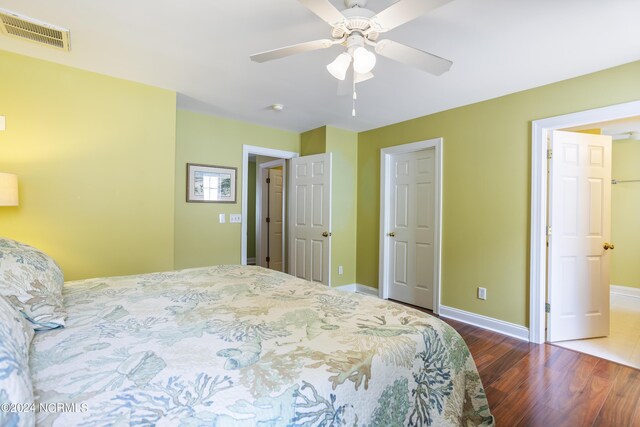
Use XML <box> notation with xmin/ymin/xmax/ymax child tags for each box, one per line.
<box><xmin>355</xmin><ymin>284</ymin><xmax>378</xmax><ymax>296</ymax></box>
<box><xmin>439</xmin><ymin>305</ymin><xmax>530</xmax><ymax>342</ymax></box>
<box><xmin>611</xmin><ymin>285</ymin><xmax>640</xmax><ymax>299</ymax></box>
<box><xmin>334</xmin><ymin>283</ymin><xmax>379</xmax><ymax>297</ymax></box>
<box><xmin>334</xmin><ymin>284</ymin><xmax>357</xmax><ymax>292</ymax></box>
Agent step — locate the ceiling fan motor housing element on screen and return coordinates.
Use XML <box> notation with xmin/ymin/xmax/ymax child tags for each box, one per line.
<box><xmin>344</xmin><ymin>0</ymin><xmax>368</xmax><ymax>8</ymax></box>
<box><xmin>331</xmin><ymin>7</ymin><xmax>379</xmax><ymax>41</ymax></box>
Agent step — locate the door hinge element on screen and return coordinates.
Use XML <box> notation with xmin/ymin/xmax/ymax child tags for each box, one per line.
<box><xmin>546</xmin><ymin>225</ymin><xmax>552</xmax><ymax>236</ymax></box>
<box><xmin>547</xmin><ymin>149</ymin><xmax>553</xmax><ymax>159</ymax></box>
<box><xmin>266</xmin><ymin>177</ymin><xmax>271</xmax><ymax>184</ymax></box>
<box><xmin>266</xmin><ymin>217</ymin><xmax>270</xmax><ymax>223</ymax></box>
<box><xmin>266</xmin><ymin>256</ymin><xmax>270</xmax><ymax>263</ymax></box>
<box><xmin>545</xmin><ymin>303</ymin><xmax>550</xmax><ymax>313</ymax></box>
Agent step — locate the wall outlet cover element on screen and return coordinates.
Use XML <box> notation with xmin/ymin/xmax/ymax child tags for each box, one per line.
<box><xmin>478</xmin><ymin>287</ymin><xmax>487</xmax><ymax>300</ymax></box>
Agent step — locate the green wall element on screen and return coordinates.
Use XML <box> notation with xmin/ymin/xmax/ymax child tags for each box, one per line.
<box><xmin>357</xmin><ymin>60</ymin><xmax>640</xmax><ymax>327</ymax></box>
<box><xmin>326</xmin><ymin>127</ymin><xmax>358</xmax><ymax>287</ymax></box>
<box><xmin>174</xmin><ymin>110</ymin><xmax>299</xmax><ymax>269</ymax></box>
<box><xmin>300</xmin><ymin>126</ymin><xmax>326</xmax><ymax>156</ymax></box>
<box><xmin>0</xmin><ymin>50</ymin><xmax>176</xmax><ymax>281</ymax></box>
<box><xmin>611</xmin><ymin>138</ymin><xmax>640</xmax><ymax>288</ymax></box>
<box><xmin>300</xmin><ymin>126</ymin><xmax>358</xmax><ymax>287</ymax></box>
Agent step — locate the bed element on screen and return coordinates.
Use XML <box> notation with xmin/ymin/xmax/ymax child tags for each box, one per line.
<box><xmin>1</xmin><ymin>239</ymin><xmax>494</xmax><ymax>426</ymax></box>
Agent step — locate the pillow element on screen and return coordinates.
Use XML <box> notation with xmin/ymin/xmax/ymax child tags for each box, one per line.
<box><xmin>0</xmin><ymin>295</ymin><xmax>35</xmax><ymax>427</ymax></box>
<box><xmin>0</xmin><ymin>238</ymin><xmax>66</xmax><ymax>330</ymax></box>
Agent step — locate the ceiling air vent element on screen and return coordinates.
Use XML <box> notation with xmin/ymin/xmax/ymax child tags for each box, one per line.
<box><xmin>0</xmin><ymin>8</ymin><xmax>70</xmax><ymax>51</ymax></box>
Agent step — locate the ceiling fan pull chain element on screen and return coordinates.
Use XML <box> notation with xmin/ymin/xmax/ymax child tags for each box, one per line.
<box><xmin>352</xmin><ymin>68</ymin><xmax>357</xmax><ymax>117</ymax></box>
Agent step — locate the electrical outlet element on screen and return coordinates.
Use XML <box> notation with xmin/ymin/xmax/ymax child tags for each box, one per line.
<box><xmin>478</xmin><ymin>287</ymin><xmax>487</xmax><ymax>300</ymax></box>
<box><xmin>338</xmin><ymin>266</ymin><xmax>343</xmax><ymax>275</ymax></box>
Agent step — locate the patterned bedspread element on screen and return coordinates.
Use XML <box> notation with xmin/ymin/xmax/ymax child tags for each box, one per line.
<box><xmin>30</xmin><ymin>265</ymin><xmax>494</xmax><ymax>426</ymax></box>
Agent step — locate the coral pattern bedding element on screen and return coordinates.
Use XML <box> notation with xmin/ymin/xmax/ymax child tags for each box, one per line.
<box><xmin>30</xmin><ymin>265</ymin><xmax>494</xmax><ymax>426</ymax></box>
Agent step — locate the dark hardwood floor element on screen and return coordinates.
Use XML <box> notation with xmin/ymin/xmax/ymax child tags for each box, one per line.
<box><xmin>409</xmin><ymin>304</ymin><xmax>640</xmax><ymax>426</ymax></box>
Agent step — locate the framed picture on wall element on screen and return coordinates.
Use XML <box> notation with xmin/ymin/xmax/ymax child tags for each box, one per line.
<box><xmin>186</xmin><ymin>163</ymin><xmax>237</xmax><ymax>203</ymax></box>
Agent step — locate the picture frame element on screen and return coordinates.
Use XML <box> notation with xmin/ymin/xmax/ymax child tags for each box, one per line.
<box><xmin>186</xmin><ymin>163</ymin><xmax>237</xmax><ymax>203</ymax></box>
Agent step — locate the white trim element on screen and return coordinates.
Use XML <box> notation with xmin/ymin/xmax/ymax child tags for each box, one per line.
<box><xmin>241</xmin><ymin>145</ymin><xmax>298</xmax><ymax>265</ymax></box>
<box><xmin>334</xmin><ymin>284</ymin><xmax>357</xmax><ymax>292</ymax></box>
<box><xmin>379</xmin><ymin>138</ymin><xmax>443</xmax><ymax>314</ymax></box>
<box><xmin>356</xmin><ymin>284</ymin><xmax>379</xmax><ymax>296</ymax></box>
<box><xmin>529</xmin><ymin>100</ymin><xmax>640</xmax><ymax>344</ymax></box>
<box><xmin>440</xmin><ymin>305</ymin><xmax>530</xmax><ymax>342</ymax></box>
<box><xmin>334</xmin><ymin>283</ymin><xmax>379</xmax><ymax>297</ymax></box>
<box><xmin>611</xmin><ymin>285</ymin><xmax>640</xmax><ymax>299</ymax></box>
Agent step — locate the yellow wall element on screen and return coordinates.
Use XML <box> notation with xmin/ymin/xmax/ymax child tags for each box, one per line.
<box><xmin>300</xmin><ymin>126</ymin><xmax>326</xmax><ymax>156</ymax></box>
<box><xmin>326</xmin><ymin>127</ymin><xmax>358</xmax><ymax>287</ymax></box>
<box><xmin>174</xmin><ymin>109</ymin><xmax>299</xmax><ymax>269</ymax></box>
<box><xmin>611</xmin><ymin>138</ymin><xmax>640</xmax><ymax>288</ymax></box>
<box><xmin>357</xmin><ymin>60</ymin><xmax>640</xmax><ymax>326</ymax></box>
<box><xmin>0</xmin><ymin>50</ymin><xmax>176</xmax><ymax>281</ymax></box>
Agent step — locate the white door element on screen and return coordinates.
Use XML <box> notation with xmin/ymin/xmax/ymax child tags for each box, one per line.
<box><xmin>387</xmin><ymin>148</ymin><xmax>436</xmax><ymax>309</ymax></box>
<box><xmin>267</xmin><ymin>168</ymin><xmax>284</xmax><ymax>271</ymax></box>
<box><xmin>289</xmin><ymin>153</ymin><xmax>331</xmax><ymax>285</ymax></box>
<box><xmin>548</xmin><ymin>130</ymin><xmax>612</xmax><ymax>342</ymax></box>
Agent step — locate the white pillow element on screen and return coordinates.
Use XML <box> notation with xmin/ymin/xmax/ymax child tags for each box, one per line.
<box><xmin>0</xmin><ymin>295</ymin><xmax>35</xmax><ymax>427</ymax></box>
<box><xmin>0</xmin><ymin>238</ymin><xmax>67</xmax><ymax>330</ymax></box>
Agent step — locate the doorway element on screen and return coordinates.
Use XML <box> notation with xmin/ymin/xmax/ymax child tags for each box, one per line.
<box><xmin>241</xmin><ymin>145</ymin><xmax>333</xmax><ymax>286</ymax></box>
<box><xmin>530</xmin><ymin>100</ymin><xmax>640</xmax><ymax>357</ymax></box>
<box><xmin>241</xmin><ymin>145</ymin><xmax>298</xmax><ymax>267</ymax></box>
<box><xmin>258</xmin><ymin>159</ymin><xmax>285</xmax><ymax>271</ymax></box>
<box><xmin>548</xmin><ymin>121</ymin><xmax>640</xmax><ymax>368</ymax></box>
<box><xmin>378</xmin><ymin>138</ymin><xmax>443</xmax><ymax>313</ymax></box>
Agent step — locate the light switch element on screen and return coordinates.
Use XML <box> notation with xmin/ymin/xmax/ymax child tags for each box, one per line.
<box><xmin>0</xmin><ymin>116</ymin><xmax>5</xmax><ymax>131</ymax></box>
<box><xmin>230</xmin><ymin>214</ymin><xmax>242</xmax><ymax>223</ymax></box>
<box><xmin>219</xmin><ymin>213</ymin><xmax>226</xmax><ymax>223</ymax></box>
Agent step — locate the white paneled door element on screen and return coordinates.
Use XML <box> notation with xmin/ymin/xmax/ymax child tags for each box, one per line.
<box><xmin>548</xmin><ymin>130</ymin><xmax>612</xmax><ymax>342</ymax></box>
<box><xmin>387</xmin><ymin>148</ymin><xmax>436</xmax><ymax>309</ymax></box>
<box><xmin>289</xmin><ymin>153</ymin><xmax>332</xmax><ymax>285</ymax></box>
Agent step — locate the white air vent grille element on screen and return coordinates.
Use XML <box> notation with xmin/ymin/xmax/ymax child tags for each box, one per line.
<box><xmin>0</xmin><ymin>9</ymin><xmax>70</xmax><ymax>51</ymax></box>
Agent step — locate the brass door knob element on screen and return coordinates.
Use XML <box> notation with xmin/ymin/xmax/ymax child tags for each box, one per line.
<box><xmin>603</xmin><ymin>242</ymin><xmax>615</xmax><ymax>250</ymax></box>
<box><xmin>322</xmin><ymin>231</ymin><xmax>331</xmax><ymax>237</ymax></box>
<box><xmin>387</xmin><ymin>232</ymin><xmax>395</xmax><ymax>237</ymax></box>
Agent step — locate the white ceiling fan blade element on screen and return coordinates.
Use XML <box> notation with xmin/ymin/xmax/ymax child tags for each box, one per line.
<box><xmin>298</xmin><ymin>0</ymin><xmax>346</xmax><ymax>26</ymax></box>
<box><xmin>371</xmin><ymin>0</ymin><xmax>453</xmax><ymax>32</ymax></box>
<box><xmin>375</xmin><ymin>39</ymin><xmax>452</xmax><ymax>75</ymax></box>
<box><xmin>250</xmin><ymin>39</ymin><xmax>335</xmax><ymax>63</ymax></box>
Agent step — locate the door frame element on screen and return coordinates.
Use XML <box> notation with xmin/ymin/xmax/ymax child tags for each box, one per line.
<box><xmin>257</xmin><ymin>159</ymin><xmax>286</xmax><ymax>270</ymax></box>
<box><xmin>378</xmin><ymin>138</ymin><xmax>443</xmax><ymax>314</ymax></box>
<box><xmin>529</xmin><ymin>100</ymin><xmax>640</xmax><ymax>344</ymax></box>
<box><xmin>241</xmin><ymin>145</ymin><xmax>298</xmax><ymax>265</ymax></box>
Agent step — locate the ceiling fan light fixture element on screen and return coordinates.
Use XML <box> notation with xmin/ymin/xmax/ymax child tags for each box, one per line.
<box><xmin>326</xmin><ymin>52</ymin><xmax>352</xmax><ymax>80</ymax></box>
<box><xmin>353</xmin><ymin>46</ymin><xmax>376</xmax><ymax>74</ymax></box>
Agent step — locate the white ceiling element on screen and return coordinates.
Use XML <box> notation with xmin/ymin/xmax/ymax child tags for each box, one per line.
<box><xmin>1</xmin><ymin>0</ymin><xmax>640</xmax><ymax>133</ymax></box>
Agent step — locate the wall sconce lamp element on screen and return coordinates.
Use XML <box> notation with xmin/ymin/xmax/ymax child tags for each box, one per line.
<box><xmin>0</xmin><ymin>173</ymin><xmax>19</xmax><ymax>206</ymax></box>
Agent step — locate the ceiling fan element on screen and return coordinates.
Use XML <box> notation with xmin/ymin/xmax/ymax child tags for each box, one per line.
<box><xmin>250</xmin><ymin>0</ymin><xmax>454</xmax><ymax>85</ymax></box>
